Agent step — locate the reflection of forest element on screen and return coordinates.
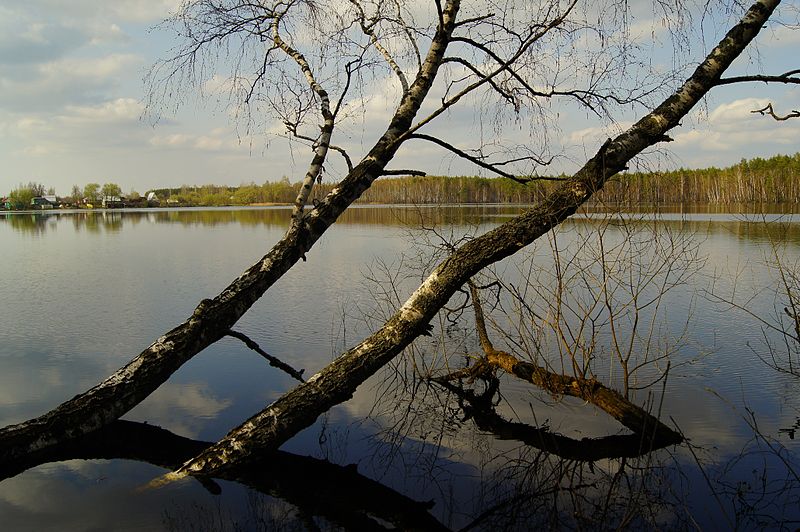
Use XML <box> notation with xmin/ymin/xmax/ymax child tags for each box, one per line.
<box><xmin>4</xmin><ymin>208</ymin><xmax>800</xmax><ymax>245</ymax></box>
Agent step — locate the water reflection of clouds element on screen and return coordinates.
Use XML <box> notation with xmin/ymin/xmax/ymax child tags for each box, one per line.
<box><xmin>0</xmin><ymin>460</ymin><xmax>215</xmax><ymax>531</ymax></box>
<box><xmin>126</xmin><ymin>383</ymin><xmax>232</xmax><ymax>439</ymax></box>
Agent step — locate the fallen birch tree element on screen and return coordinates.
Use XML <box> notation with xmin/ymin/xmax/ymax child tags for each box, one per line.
<box><xmin>0</xmin><ymin>0</ymin><xmax>787</xmax><ymax>483</ymax></box>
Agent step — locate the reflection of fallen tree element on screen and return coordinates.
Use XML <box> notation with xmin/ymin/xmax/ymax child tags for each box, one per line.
<box><xmin>0</xmin><ymin>420</ymin><xmax>448</xmax><ymax>532</ymax></box>
<box><xmin>434</xmin><ymin>377</ymin><xmax>678</xmax><ymax>461</ymax></box>
<box><xmin>432</xmin><ymin>282</ymin><xmax>682</xmax><ymax>458</ymax></box>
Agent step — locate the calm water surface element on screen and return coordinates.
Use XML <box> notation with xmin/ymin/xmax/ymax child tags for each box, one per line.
<box><xmin>1</xmin><ymin>206</ymin><xmax>799</xmax><ymax>530</ymax></box>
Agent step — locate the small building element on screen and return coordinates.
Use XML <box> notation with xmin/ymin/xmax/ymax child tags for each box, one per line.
<box><xmin>1</xmin><ymin>197</ymin><xmax>10</xmax><ymax>210</ymax></box>
<box><xmin>102</xmin><ymin>195</ymin><xmax>125</xmax><ymax>208</ymax></box>
<box><xmin>145</xmin><ymin>191</ymin><xmax>161</xmax><ymax>207</ymax></box>
<box><xmin>31</xmin><ymin>196</ymin><xmax>55</xmax><ymax>209</ymax></box>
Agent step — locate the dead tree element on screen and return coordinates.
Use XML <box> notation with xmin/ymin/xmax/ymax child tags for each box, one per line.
<box><xmin>0</xmin><ymin>0</ymin><xmax>788</xmax><ymax>483</ymax></box>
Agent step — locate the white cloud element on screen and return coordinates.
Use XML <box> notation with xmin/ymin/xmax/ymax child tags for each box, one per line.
<box><xmin>29</xmin><ymin>0</ymin><xmax>180</xmax><ymax>24</ymax></box>
<box><xmin>671</xmin><ymin>129</ymin><xmax>729</xmax><ymax>151</ymax></box>
<box><xmin>149</xmin><ymin>126</ymin><xmax>248</xmax><ymax>153</ymax></box>
<box><xmin>707</xmin><ymin>97</ymin><xmax>771</xmax><ymax>128</ymax></box>
<box><xmin>62</xmin><ymin>98</ymin><xmax>144</xmax><ymax>123</ymax></box>
<box><xmin>566</xmin><ymin>122</ymin><xmax>634</xmax><ymax>146</ymax></box>
<box><xmin>88</xmin><ymin>23</ymin><xmax>130</xmax><ymax>46</ymax></box>
<box><xmin>665</xmin><ymin>95</ymin><xmax>800</xmax><ymax>168</ymax></box>
<box><xmin>38</xmin><ymin>53</ymin><xmax>142</xmax><ymax>83</ymax></box>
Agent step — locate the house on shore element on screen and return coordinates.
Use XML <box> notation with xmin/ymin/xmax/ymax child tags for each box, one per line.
<box><xmin>102</xmin><ymin>195</ymin><xmax>125</xmax><ymax>208</ymax></box>
<box><xmin>31</xmin><ymin>196</ymin><xmax>57</xmax><ymax>209</ymax></box>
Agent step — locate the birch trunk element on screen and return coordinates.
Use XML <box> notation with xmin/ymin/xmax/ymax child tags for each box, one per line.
<box><xmin>0</xmin><ymin>0</ymin><xmax>463</xmax><ymax>464</ymax></box>
<box><xmin>162</xmin><ymin>0</ymin><xmax>779</xmax><ymax>480</ymax></box>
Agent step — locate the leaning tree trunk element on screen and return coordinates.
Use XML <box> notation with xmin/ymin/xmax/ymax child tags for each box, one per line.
<box><xmin>156</xmin><ymin>0</ymin><xmax>780</xmax><ymax>481</ymax></box>
<box><xmin>0</xmin><ymin>0</ymin><xmax>464</xmax><ymax>464</ymax></box>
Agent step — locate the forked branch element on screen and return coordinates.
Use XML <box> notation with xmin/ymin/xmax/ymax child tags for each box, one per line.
<box><xmin>751</xmin><ymin>102</ymin><xmax>800</xmax><ymax>121</ymax></box>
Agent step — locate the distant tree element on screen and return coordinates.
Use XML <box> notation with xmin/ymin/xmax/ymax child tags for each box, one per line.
<box><xmin>101</xmin><ymin>183</ymin><xmax>122</xmax><ymax>199</ymax></box>
<box><xmin>8</xmin><ymin>184</ymin><xmax>36</xmax><ymax>210</ymax></box>
<box><xmin>84</xmin><ymin>183</ymin><xmax>100</xmax><ymax>204</ymax></box>
<box><xmin>71</xmin><ymin>185</ymin><xmax>82</xmax><ymax>203</ymax></box>
<box><xmin>26</xmin><ymin>182</ymin><xmax>46</xmax><ymax>197</ymax></box>
<box><xmin>128</xmin><ymin>189</ymin><xmax>141</xmax><ymax>200</ymax></box>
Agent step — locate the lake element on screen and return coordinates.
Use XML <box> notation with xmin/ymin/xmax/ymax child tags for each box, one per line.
<box><xmin>1</xmin><ymin>205</ymin><xmax>799</xmax><ymax>530</ymax></box>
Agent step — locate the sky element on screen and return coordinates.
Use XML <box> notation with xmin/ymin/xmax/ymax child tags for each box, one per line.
<box><xmin>0</xmin><ymin>0</ymin><xmax>798</xmax><ymax>196</ymax></box>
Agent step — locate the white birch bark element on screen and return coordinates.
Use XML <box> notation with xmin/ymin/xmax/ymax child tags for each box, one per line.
<box><xmin>0</xmin><ymin>0</ymin><xmax>464</xmax><ymax>464</ymax></box>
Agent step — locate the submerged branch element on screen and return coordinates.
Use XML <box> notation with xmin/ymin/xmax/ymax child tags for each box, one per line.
<box><xmin>454</xmin><ymin>281</ymin><xmax>682</xmax><ymax>447</ymax></box>
<box><xmin>226</xmin><ymin>330</ymin><xmax>305</xmax><ymax>382</ymax></box>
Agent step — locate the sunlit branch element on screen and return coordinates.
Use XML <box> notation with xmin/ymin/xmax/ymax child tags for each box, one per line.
<box><xmin>268</xmin><ymin>11</ymin><xmax>334</xmax><ymax>220</ymax></box>
<box><xmin>283</xmin><ymin>120</ymin><xmax>354</xmax><ymax>173</ymax></box>
<box><xmin>751</xmin><ymin>102</ymin><xmax>800</xmax><ymax>121</ymax></box>
<box><xmin>443</xmin><ymin>281</ymin><xmax>683</xmax><ymax>445</ymax></box>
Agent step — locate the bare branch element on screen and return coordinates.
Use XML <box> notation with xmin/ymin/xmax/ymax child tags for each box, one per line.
<box><xmin>408</xmin><ymin>133</ymin><xmax>557</xmax><ymax>183</ymax></box>
<box><xmin>349</xmin><ymin>0</ymin><xmax>410</xmax><ymax>94</ymax></box>
<box><xmin>404</xmin><ymin>0</ymin><xmax>580</xmax><ymax>138</ymax></box>
<box><xmin>267</xmin><ymin>11</ymin><xmax>335</xmax><ymax>220</ymax></box>
<box><xmin>716</xmin><ymin>69</ymin><xmax>800</xmax><ymax>86</ymax></box>
<box><xmin>381</xmin><ymin>169</ymin><xmax>427</xmax><ymax>176</ymax></box>
<box><xmin>751</xmin><ymin>102</ymin><xmax>800</xmax><ymax>121</ymax></box>
<box><xmin>283</xmin><ymin>119</ymin><xmax>354</xmax><ymax>173</ymax></box>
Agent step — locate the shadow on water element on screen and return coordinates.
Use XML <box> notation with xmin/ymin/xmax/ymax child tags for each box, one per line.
<box><xmin>0</xmin><ymin>420</ymin><xmax>447</xmax><ymax>531</ymax></box>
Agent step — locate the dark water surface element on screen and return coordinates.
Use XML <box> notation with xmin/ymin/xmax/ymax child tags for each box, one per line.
<box><xmin>1</xmin><ymin>206</ymin><xmax>799</xmax><ymax>530</ymax></box>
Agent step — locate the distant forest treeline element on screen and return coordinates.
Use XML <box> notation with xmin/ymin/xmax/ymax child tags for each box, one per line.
<box><xmin>7</xmin><ymin>152</ymin><xmax>800</xmax><ymax>209</ymax></box>
<box><xmin>149</xmin><ymin>152</ymin><xmax>800</xmax><ymax>206</ymax></box>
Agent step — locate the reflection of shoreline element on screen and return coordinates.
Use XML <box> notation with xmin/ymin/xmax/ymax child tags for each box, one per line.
<box><xmin>3</xmin><ymin>206</ymin><xmax>800</xmax><ymax>242</ymax></box>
